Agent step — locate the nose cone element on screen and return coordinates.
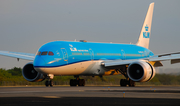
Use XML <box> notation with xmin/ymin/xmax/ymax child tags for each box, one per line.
<box><xmin>33</xmin><ymin>56</ymin><xmax>46</xmax><ymax>67</ymax></box>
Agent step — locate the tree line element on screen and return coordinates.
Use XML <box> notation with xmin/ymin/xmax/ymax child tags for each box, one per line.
<box><xmin>0</xmin><ymin>67</ymin><xmax>180</xmax><ymax>86</ymax></box>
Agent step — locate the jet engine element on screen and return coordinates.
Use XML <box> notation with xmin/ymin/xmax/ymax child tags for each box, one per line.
<box><xmin>127</xmin><ymin>61</ymin><xmax>155</xmax><ymax>82</ymax></box>
<box><xmin>22</xmin><ymin>62</ymin><xmax>46</xmax><ymax>82</ymax></box>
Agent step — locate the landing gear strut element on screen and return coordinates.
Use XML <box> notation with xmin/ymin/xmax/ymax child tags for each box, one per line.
<box><xmin>70</xmin><ymin>76</ymin><xmax>85</xmax><ymax>86</ymax></box>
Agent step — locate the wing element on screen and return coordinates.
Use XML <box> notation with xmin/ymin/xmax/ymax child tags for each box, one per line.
<box><xmin>103</xmin><ymin>52</ymin><xmax>180</xmax><ymax>67</ymax></box>
<box><xmin>149</xmin><ymin>52</ymin><xmax>180</xmax><ymax>64</ymax></box>
<box><xmin>0</xmin><ymin>51</ymin><xmax>35</xmax><ymax>61</ymax></box>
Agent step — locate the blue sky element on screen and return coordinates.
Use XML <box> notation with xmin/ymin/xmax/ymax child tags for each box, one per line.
<box><xmin>0</xmin><ymin>0</ymin><xmax>180</xmax><ymax>70</ymax></box>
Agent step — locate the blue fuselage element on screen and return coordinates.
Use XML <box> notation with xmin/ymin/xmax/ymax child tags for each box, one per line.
<box><xmin>33</xmin><ymin>41</ymin><xmax>154</xmax><ymax>68</ymax></box>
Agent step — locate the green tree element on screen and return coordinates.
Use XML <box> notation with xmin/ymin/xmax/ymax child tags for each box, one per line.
<box><xmin>7</xmin><ymin>67</ymin><xmax>22</xmax><ymax>76</ymax></box>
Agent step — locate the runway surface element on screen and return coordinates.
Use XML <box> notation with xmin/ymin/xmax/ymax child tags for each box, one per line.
<box><xmin>0</xmin><ymin>86</ymin><xmax>180</xmax><ymax>106</ymax></box>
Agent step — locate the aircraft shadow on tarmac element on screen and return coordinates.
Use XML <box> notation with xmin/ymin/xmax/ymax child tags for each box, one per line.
<box><xmin>0</xmin><ymin>97</ymin><xmax>180</xmax><ymax>106</ymax></box>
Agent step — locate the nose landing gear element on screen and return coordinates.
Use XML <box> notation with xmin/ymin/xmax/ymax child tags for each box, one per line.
<box><xmin>45</xmin><ymin>80</ymin><xmax>53</xmax><ymax>87</ymax></box>
<box><xmin>45</xmin><ymin>74</ymin><xmax>54</xmax><ymax>87</ymax></box>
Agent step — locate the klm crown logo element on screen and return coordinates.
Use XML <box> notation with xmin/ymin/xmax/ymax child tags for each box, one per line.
<box><xmin>143</xmin><ymin>25</ymin><xmax>150</xmax><ymax>38</ymax></box>
<box><xmin>145</xmin><ymin>25</ymin><xmax>149</xmax><ymax>31</ymax></box>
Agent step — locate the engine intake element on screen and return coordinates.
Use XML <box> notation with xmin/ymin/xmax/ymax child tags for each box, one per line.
<box><xmin>127</xmin><ymin>61</ymin><xmax>155</xmax><ymax>82</ymax></box>
<box><xmin>22</xmin><ymin>62</ymin><xmax>46</xmax><ymax>82</ymax></box>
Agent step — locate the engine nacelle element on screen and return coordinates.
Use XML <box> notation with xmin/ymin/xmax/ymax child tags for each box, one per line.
<box><xmin>22</xmin><ymin>62</ymin><xmax>46</xmax><ymax>82</ymax></box>
<box><xmin>127</xmin><ymin>61</ymin><xmax>155</xmax><ymax>82</ymax></box>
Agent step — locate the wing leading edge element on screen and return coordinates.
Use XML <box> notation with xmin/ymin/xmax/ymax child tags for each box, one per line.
<box><xmin>0</xmin><ymin>51</ymin><xmax>35</xmax><ymax>61</ymax></box>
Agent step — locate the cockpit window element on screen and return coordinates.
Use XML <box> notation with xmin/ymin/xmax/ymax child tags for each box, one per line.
<box><xmin>41</xmin><ymin>51</ymin><xmax>48</xmax><ymax>55</ymax></box>
<box><xmin>48</xmin><ymin>51</ymin><xmax>54</xmax><ymax>56</ymax></box>
<box><xmin>36</xmin><ymin>51</ymin><xmax>41</xmax><ymax>55</ymax></box>
<box><xmin>37</xmin><ymin>51</ymin><xmax>54</xmax><ymax>56</ymax></box>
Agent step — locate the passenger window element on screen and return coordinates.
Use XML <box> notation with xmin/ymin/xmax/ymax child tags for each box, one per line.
<box><xmin>41</xmin><ymin>51</ymin><xmax>48</xmax><ymax>55</ymax></box>
<box><xmin>48</xmin><ymin>51</ymin><xmax>54</xmax><ymax>56</ymax></box>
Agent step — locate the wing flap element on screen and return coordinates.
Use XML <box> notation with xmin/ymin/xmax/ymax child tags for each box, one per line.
<box><xmin>171</xmin><ymin>59</ymin><xmax>180</xmax><ymax>64</ymax></box>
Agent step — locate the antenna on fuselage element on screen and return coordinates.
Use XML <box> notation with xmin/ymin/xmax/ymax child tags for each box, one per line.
<box><xmin>79</xmin><ymin>40</ymin><xmax>87</xmax><ymax>42</ymax></box>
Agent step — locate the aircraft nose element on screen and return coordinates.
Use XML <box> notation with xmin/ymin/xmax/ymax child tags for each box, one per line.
<box><xmin>33</xmin><ymin>56</ymin><xmax>46</xmax><ymax>67</ymax></box>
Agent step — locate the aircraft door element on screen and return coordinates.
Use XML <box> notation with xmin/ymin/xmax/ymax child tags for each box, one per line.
<box><xmin>144</xmin><ymin>50</ymin><xmax>148</xmax><ymax>57</ymax></box>
<box><xmin>61</xmin><ymin>48</ymin><xmax>68</xmax><ymax>63</ymax></box>
<box><xmin>121</xmin><ymin>49</ymin><xmax>126</xmax><ymax>60</ymax></box>
<box><xmin>89</xmin><ymin>48</ymin><xmax>94</xmax><ymax>60</ymax></box>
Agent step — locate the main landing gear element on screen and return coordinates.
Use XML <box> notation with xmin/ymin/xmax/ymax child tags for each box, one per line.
<box><xmin>117</xmin><ymin>68</ymin><xmax>135</xmax><ymax>87</ymax></box>
<box><xmin>70</xmin><ymin>76</ymin><xmax>85</xmax><ymax>86</ymax></box>
<box><xmin>120</xmin><ymin>79</ymin><xmax>135</xmax><ymax>87</ymax></box>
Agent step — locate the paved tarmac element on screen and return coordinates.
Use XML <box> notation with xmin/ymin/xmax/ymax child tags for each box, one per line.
<box><xmin>0</xmin><ymin>86</ymin><xmax>180</xmax><ymax>106</ymax></box>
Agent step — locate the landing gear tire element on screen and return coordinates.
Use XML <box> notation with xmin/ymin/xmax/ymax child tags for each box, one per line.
<box><xmin>78</xmin><ymin>79</ymin><xmax>85</xmax><ymax>86</ymax></box>
<box><xmin>70</xmin><ymin>79</ymin><xmax>78</xmax><ymax>86</ymax></box>
<box><xmin>45</xmin><ymin>80</ymin><xmax>53</xmax><ymax>87</ymax></box>
<box><xmin>45</xmin><ymin>81</ymin><xmax>49</xmax><ymax>87</ymax></box>
<box><xmin>128</xmin><ymin>79</ymin><xmax>135</xmax><ymax>87</ymax></box>
<box><xmin>120</xmin><ymin>79</ymin><xmax>128</xmax><ymax>86</ymax></box>
<box><xmin>70</xmin><ymin>79</ymin><xmax>85</xmax><ymax>86</ymax></box>
<box><xmin>50</xmin><ymin>80</ymin><xmax>53</xmax><ymax>87</ymax></box>
<box><xmin>120</xmin><ymin>79</ymin><xmax>135</xmax><ymax>87</ymax></box>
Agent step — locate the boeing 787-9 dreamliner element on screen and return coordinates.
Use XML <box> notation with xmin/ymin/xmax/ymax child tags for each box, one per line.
<box><xmin>0</xmin><ymin>2</ymin><xmax>179</xmax><ymax>87</ymax></box>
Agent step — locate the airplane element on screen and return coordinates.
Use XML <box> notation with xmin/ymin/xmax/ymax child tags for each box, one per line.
<box><xmin>0</xmin><ymin>2</ymin><xmax>180</xmax><ymax>87</ymax></box>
